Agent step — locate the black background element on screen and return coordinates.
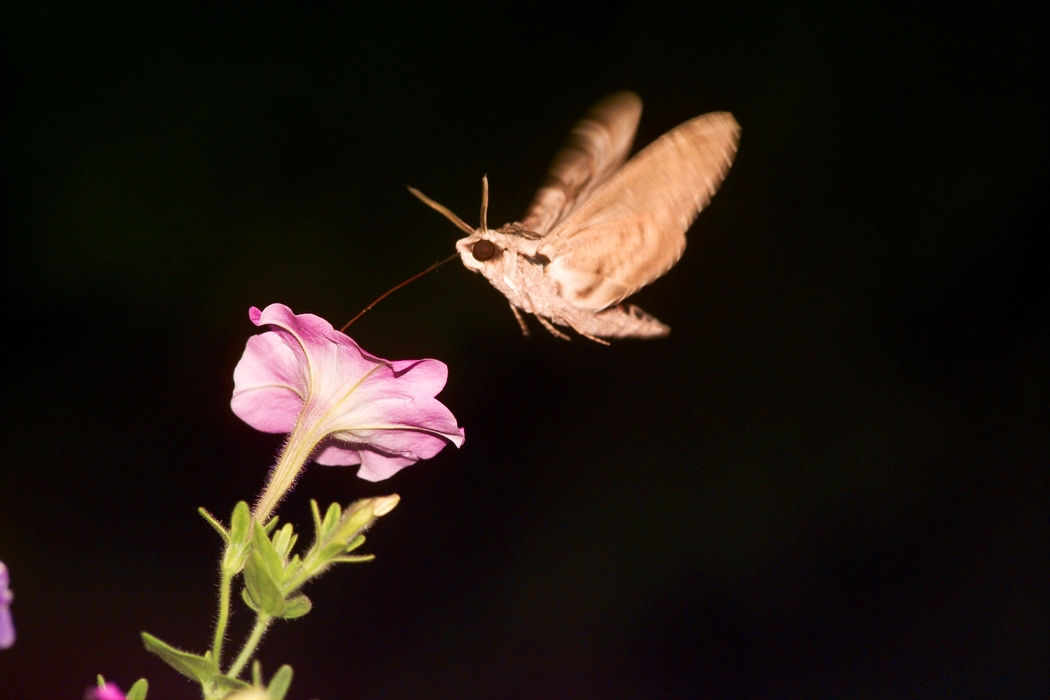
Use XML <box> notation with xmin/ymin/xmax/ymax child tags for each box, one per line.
<box><xmin>0</xmin><ymin>5</ymin><xmax>1045</xmax><ymax>699</ymax></box>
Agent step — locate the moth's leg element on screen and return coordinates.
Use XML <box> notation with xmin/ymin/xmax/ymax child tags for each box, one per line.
<box><xmin>579</xmin><ymin>331</ymin><xmax>613</xmax><ymax>348</ymax></box>
<box><xmin>572</xmin><ymin>327</ymin><xmax>610</xmax><ymax>346</ymax></box>
<box><xmin>509</xmin><ymin>304</ymin><xmax>531</xmax><ymax>337</ymax></box>
<box><xmin>561</xmin><ymin>316</ymin><xmax>612</xmax><ymax>345</ymax></box>
<box><xmin>535</xmin><ymin>314</ymin><xmax>573</xmax><ymax>341</ymax></box>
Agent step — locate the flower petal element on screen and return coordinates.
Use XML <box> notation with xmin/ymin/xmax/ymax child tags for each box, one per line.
<box><xmin>231</xmin><ymin>331</ymin><xmax>307</xmax><ymax>433</ymax></box>
<box><xmin>314</xmin><ymin>429</ymin><xmax>455</xmax><ymax>481</ymax></box>
<box><xmin>87</xmin><ymin>683</ymin><xmax>126</xmax><ymax>700</ymax></box>
<box><xmin>313</xmin><ymin>439</ymin><xmax>420</xmax><ymax>482</ymax></box>
<box><xmin>232</xmin><ymin>304</ymin><xmax>464</xmax><ymax>484</ymax></box>
<box><xmin>0</xmin><ymin>562</ymin><xmax>13</xmax><ymax>649</ymax></box>
<box><xmin>0</xmin><ymin>607</ymin><xmax>13</xmax><ymax>649</ymax></box>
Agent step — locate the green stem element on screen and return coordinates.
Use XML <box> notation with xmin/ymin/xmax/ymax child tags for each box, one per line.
<box><xmin>226</xmin><ymin>614</ymin><xmax>272</xmax><ymax>679</ymax></box>
<box><xmin>253</xmin><ymin>423</ymin><xmax>320</xmax><ymax>525</ymax></box>
<box><xmin>211</xmin><ymin>567</ymin><xmax>234</xmax><ymax>665</ymax></box>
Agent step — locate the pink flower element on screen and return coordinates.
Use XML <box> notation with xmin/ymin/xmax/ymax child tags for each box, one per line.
<box><xmin>85</xmin><ymin>683</ymin><xmax>125</xmax><ymax>700</ymax></box>
<box><xmin>232</xmin><ymin>304</ymin><xmax>464</xmax><ymax>521</ymax></box>
<box><xmin>0</xmin><ymin>561</ymin><xmax>13</xmax><ymax>649</ymax></box>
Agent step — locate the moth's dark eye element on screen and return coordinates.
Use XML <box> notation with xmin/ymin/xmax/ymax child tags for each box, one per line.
<box><xmin>472</xmin><ymin>240</ymin><xmax>496</xmax><ymax>261</ymax></box>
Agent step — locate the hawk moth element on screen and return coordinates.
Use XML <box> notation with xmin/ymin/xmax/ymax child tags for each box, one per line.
<box><xmin>410</xmin><ymin>91</ymin><xmax>740</xmax><ymax>343</ymax></box>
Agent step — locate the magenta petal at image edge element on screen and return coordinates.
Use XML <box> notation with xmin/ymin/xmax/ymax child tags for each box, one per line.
<box><xmin>231</xmin><ymin>304</ymin><xmax>464</xmax><ymax>482</ymax></box>
<box><xmin>0</xmin><ymin>561</ymin><xmax>13</xmax><ymax>649</ymax></box>
<box><xmin>86</xmin><ymin>683</ymin><xmax>126</xmax><ymax>700</ymax></box>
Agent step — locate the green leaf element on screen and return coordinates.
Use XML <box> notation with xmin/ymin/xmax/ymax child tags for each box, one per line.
<box><xmin>332</xmin><ymin>554</ymin><xmax>375</xmax><ymax>564</ymax></box>
<box><xmin>317</xmin><ymin>540</ymin><xmax>351</xmax><ymax>563</ymax></box>
<box><xmin>243</xmin><ymin>550</ymin><xmax>285</xmax><ymax>617</ymax></box>
<box><xmin>141</xmin><ymin>632</ymin><xmax>220</xmax><ymax>683</ymax></box>
<box><xmin>280</xmin><ymin>594</ymin><xmax>312</xmax><ymax>619</ymax></box>
<box><xmin>320</xmin><ymin>502</ymin><xmax>342</xmax><ymax>540</ymax></box>
<box><xmin>262</xmin><ymin>516</ymin><xmax>279</xmax><ymax>534</ymax></box>
<box><xmin>125</xmin><ymin>678</ymin><xmax>149</xmax><ymax>700</ymax></box>
<box><xmin>240</xmin><ymin>586</ymin><xmax>260</xmax><ymax>614</ymax></box>
<box><xmin>208</xmin><ymin>673</ymin><xmax>252</xmax><ymax>694</ymax></box>
<box><xmin>308</xmin><ymin>500</ymin><xmax>324</xmax><ymax>540</ymax></box>
<box><xmin>140</xmin><ymin>633</ymin><xmax>247</xmax><ymax>699</ymax></box>
<box><xmin>267</xmin><ymin>665</ymin><xmax>294</xmax><ymax>700</ymax></box>
<box><xmin>272</xmin><ymin>523</ymin><xmax>296</xmax><ymax>559</ymax></box>
<box><xmin>251</xmin><ymin>659</ymin><xmax>264</xmax><ymax>686</ymax></box>
<box><xmin>198</xmin><ymin>508</ymin><xmax>229</xmax><ymax>543</ymax></box>
<box><xmin>252</xmin><ymin>518</ymin><xmax>286</xmax><ymax>576</ymax></box>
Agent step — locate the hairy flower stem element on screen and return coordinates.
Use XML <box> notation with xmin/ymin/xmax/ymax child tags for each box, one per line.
<box><xmin>253</xmin><ymin>421</ymin><xmax>324</xmax><ymax>525</ymax></box>
<box><xmin>226</xmin><ymin>614</ymin><xmax>272</xmax><ymax>680</ymax></box>
<box><xmin>211</xmin><ymin>568</ymin><xmax>234</xmax><ymax>665</ymax></box>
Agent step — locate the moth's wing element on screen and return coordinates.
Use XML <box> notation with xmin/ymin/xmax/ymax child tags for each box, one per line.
<box><xmin>539</xmin><ymin>112</ymin><xmax>740</xmax><ymax>311</ymax></box>
<box><xmin>520</xmin><ymin>91</ymin><xmax>643</xmax><ymax>236</ymax></box>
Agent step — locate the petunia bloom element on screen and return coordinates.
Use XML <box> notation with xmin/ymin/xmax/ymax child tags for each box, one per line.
<box><xmin>0</xmin><ymin>561</ymin><xmax>12</xmax><ymax>649</ymax></box>
<box><xmin>232</xmin><ymin>304</ymin><xmax>464</xmax><ymax>522</ymax></box>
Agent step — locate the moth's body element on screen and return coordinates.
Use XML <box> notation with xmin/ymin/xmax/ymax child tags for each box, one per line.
<box><xmin>456</xmin><ymin>223</ymin><xmax>670</xmax><ymax>341</ymax></box>
<box><xmin>411</xmin><ymin>91</ymin><xmax>740</xmax><ymax>343</ymax></box>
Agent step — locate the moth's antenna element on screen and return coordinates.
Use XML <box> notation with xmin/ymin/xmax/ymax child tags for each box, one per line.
<box><xmin>407</xmin><ymin>186</ymin><xmax>475</xmax><ymax>234</ymax></box>
<box><xmin>480</xmin><ymin>175</ymin><xmax>489</xmax><ymax>231</ymax></box>
<box><xmin>340</xmin><ymin>253</ymin><xmax>459</xmax><ymax>332</ymax></box>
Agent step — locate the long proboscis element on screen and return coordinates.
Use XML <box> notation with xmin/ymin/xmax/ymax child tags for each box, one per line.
<box><xmin>341</xmin><ymin>253</ymin><xmax>459</xmax><ymax>332</ymax></box>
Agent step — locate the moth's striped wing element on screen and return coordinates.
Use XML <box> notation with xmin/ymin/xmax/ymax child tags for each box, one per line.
<box><xmin>538</xmin><ymin>112</ymin><xmax>740</xmax><ymax>311</ymax></box>
<box><xmin>520</xmin><ymin>91</ymin><xmax>642</xmax><ymax>236</ymax></box>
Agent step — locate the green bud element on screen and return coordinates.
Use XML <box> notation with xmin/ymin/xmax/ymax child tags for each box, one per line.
<box><xmin>331</xmin><ymin>495</ymin><xmax>399</xmax><ymax>545</ymax></box>
<box><xmin>221</xmin><ymin>502</ymin><xmax>254</xmax><ymax>575</ymax></box>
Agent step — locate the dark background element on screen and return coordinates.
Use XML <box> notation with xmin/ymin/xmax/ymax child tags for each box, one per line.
<box><xmin>1</xmin><ymin>4</ymin><xmax>1045</xmax><ymax>699</ymax></box>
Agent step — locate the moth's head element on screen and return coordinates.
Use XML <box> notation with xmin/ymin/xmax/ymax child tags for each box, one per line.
<box><xmin>409</xmin><ymin>175</ymin><xmax>500</xmax><ymax>274</ymax></box>
<box><xmin>455</xmin><ymin>232</ymin><xmax>501</xmax><ymax>273</ymax></box>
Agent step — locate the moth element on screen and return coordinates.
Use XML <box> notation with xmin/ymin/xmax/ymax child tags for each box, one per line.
<box><xmin>410</xmin><ymin>91</ymin><xmax>740</xmax><ymax>343</ymax></box>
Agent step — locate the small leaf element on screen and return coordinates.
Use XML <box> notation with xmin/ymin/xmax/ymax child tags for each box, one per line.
<box><xmin>208</xmin><ymin>673</ymin><xmax>251</xmax><ymax>694</ymax></box>
<box><xmin>332</xmin><ymin>554</ymin><xmax>375</xmax><ymax>564</ymax></box>
<box><xmin>240</xmin><ymin>586</ymin><xmax>260</xmax><ymax>614</ymax></box>
<box><xmin>310</xmin><ymin>499</ymin><xmax>323</xmax><ymax>536</ymax></box>
<box><xmin>252</xmin><ymin>519</ymin><xmax>286</xmax><ymax>577</ymax></box>
<box><xmin>317</xmin><ymin>541</ymin><xmax>351</xmax><ymax>563</ymax></box>
<box><xmin>272</xmin><ymin>523</ymin><xmax>295</xmax><ymax>559</ymax></box>
<box><xmin>280</xmin><ymin>594</ymin><xmax>312</xmax><ymax>619</ymax></box>
<box><xmin>243</xmin><ymin>550</ymin><xmax>285</xmax><ymax>617</ymax></box>
<box><xmin>141</xmin><ymin>632</ymin><xmax>220</xmax><ymax>683</ymax></box>
<box><xmin>125</xmin><ymin>678</ymin><xmax>149</xmax><ymax>700</ymax></box>
<box><xmin>267</xmin><ymin>665</ymin><xmax>294</xmax><ymax>700</ymax></box>
<box><xmin>320</xmin><ymin>502</ymin><xmax>342</xmax><ymax>540</ymax></box>
<box><xmin>198</xmin><ymin>508</ymin><xmax>229</xmax><ymax>543</ymax></box>
<box><xmin>272</xmin><ymin>527</ymin><xmax>298</xmax><ymax>562</ymax></box>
